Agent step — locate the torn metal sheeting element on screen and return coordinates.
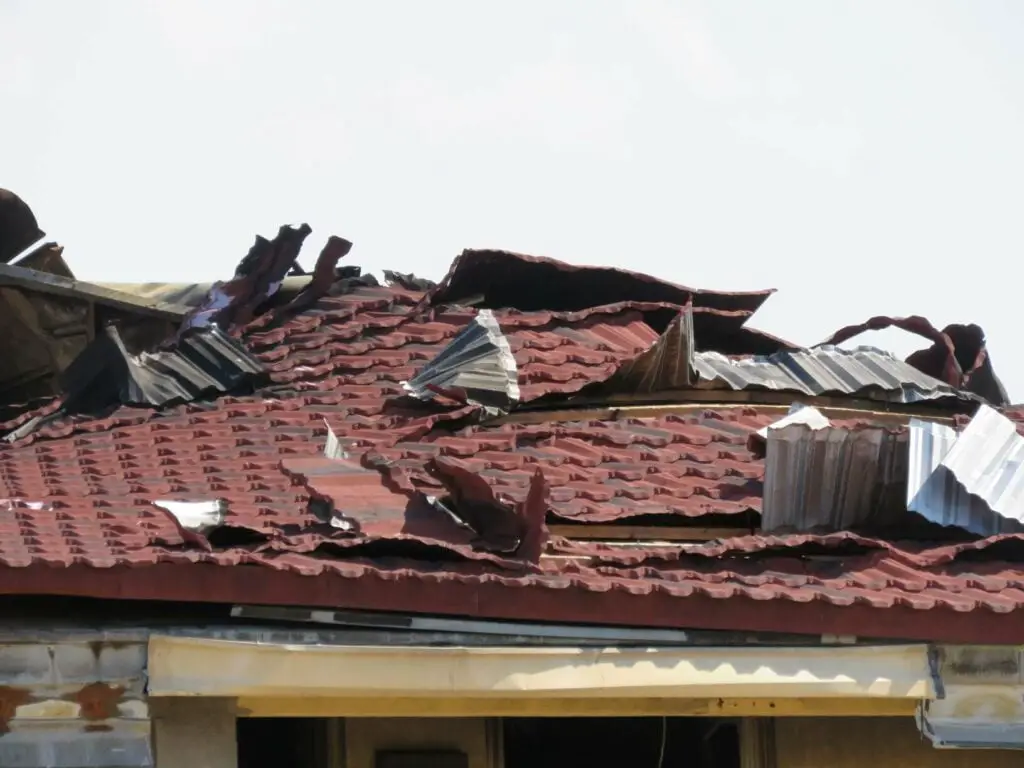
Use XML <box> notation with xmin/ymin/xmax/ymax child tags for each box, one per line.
<box><xmin>822</xmin><ymin>315</ymin><xmax>1010</xmax><ymax>407</ymax></box>
<box><xmin>179</xmin><ymin>223</ymin><xmax>312</xmax><ymax>333</ymax></box>
<box><xmin>693</xmin><ymin>345</ymin><xmax>972</xmax><ymax>404</ymax></box>
<box><xmin>153</xmin><ymin>500</ymin><xmax>227</xmax><ymax>534</ymax></box>
<box><xmin>279</xmin><ymin>455</ymin><xmax>477</xmax><ymax>545</ymax></box>
<box><xmin>908</xmin><ymin>405</ymin><xmax>1024</xmax><ymax>537</ymax></box>
<box><xmin>762</xmin><ymin>421</ymin><xmax>908</xmax><ymax>533</ymax></box>
<box><xmin>430</xmin><ymin>457</ymin><xmax>549</xmax><ymax>560</ymax></box>
<box><xmin>609</xmin><ymin>308</ymin><xmax>695</xmax><ymax>393</ymax></box>
<box><xmin>428</xmin><ymin>248</ymin><xmax>774</xmax><ymax>314</ymax></box>
<box><xmin>60</xmin><ymin>325</ymin><xmax>265</xmax><ymax>410</ymax></box>
<box><xmin>403</xmin><ymin>308</ymin><xmax>521</xmax><ymax>410</ymax></box>
<box><xmin>323</xmin><ymin>420</ymin><xmax>348</xmax><ymax>460</ymax></box>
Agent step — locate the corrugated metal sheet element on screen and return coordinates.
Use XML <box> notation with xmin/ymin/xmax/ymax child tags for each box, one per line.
<box><xmin>693</xmin><ymin>345</ymin><xmax>972</xmax><ymax>404</ymax></box>
<box><xmin>908</xmin><ymin>405</ymin><xmax>1024</xmax><ymax>537</ymax></box>
<box><xmin>607</xmin><ymin>308</ymin><xmax>695</xmax><ymax>392</ymax></box>
<box><xmin>762</xmin><ymin>421</ymin><xmax>907</xmax><ymax>532</ymax></box>
<box><xmin>403</xmin><ymin>309</ymin><xmax>520</xmax><ymax>411</ymax></box>
<box><xmin>822</xmin><ymin>314</ymin><xmax>1010</xmax><ymax>407</ymax></box>
<box><xmin>60</xmin><ymin>324</ymin><xmax>265</xmax><ymax>410</ymax></box>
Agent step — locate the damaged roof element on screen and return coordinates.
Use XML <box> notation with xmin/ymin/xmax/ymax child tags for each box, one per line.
<box><xmin>0</xmin><ymin>224</ymin><xmax>1021</xmax><ymax>643</ymax></box>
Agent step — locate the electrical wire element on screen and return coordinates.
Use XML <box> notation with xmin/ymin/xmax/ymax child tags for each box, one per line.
<box><xmin>656</xmin><ymin>715</ymin><xmax>667</xmax><ymax>768</ymax></box>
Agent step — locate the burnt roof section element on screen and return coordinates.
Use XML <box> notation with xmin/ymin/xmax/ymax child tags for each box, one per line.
<box><xmin>0</xmin><ymin>188</ymin><xmax>44</xmax><ymax>264</ymax></box>
<box><xmin>428</xmin><ymin>249</ymin><xmax>775</xmax><ymax>314</ymax></box>
<box><xmin>60</xmin><ymin>324</ymin><xmax>265</xmax><ymax>411</ymax></box>
<box><xmin>821</xmin><ymin>315</ymin><xmax>1009</xmax><ymax>407</ymax></box>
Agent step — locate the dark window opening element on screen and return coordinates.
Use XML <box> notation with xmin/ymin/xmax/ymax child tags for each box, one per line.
<box><xmin>503</xmin><ymin>717</ymin><xmax>739</xmax><ymax>768</ymax></box>
<box><xmin>238</xmin><ymin>717</ymin><xmax>328</xmax><ymax>768</ymax></box>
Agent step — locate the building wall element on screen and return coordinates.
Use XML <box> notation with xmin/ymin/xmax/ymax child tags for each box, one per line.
<box><xmin>775</xmin><ymin>717</ymin><xmax>1020</xmax><ymax>768</ymax></box>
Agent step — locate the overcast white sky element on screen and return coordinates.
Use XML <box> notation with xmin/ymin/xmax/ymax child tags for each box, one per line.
<box><xmin>3</xmin><ymin>1</ymin><xmax>1022</xmax><ymax>396</ymax></box>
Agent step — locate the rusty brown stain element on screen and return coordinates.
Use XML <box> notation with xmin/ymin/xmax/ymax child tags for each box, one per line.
<box><xmin>87</xmin><ymin>640</ymin><xmax>104</xmax><ymax>660</ymax></box>
<box><xmin>66</xmin><ymin>682</ymin><xmax>125</xmax><ymax>721</ymax></box>
<box><xmin>83</xmin><ymin>723</ymin><xmax>114</xmax><ymax>733</ymax></box>
<box><xmin>0</xmin><ymin>686</ymin><xmax>33</xmax><ymax>734</ymax></box>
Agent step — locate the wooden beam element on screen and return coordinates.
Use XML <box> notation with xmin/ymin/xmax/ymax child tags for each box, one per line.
<box><xmin>548</xmin><ymin>525</ymin><xmax>747</xmax><ymax>542</ymax></box>
<box><xmin>0</xmin><ymin>262</ymin><xmax>189</xmax><ymax>319</ymax></box>
<box><xmin>497</xmin><ymin>397</ymin><xmax>960</xmax><ymax>427</ymax></box>
<box><xmin>235</xmin><ymin>696</ymin><xmax>919</xmax><ymax>719</ymax></box>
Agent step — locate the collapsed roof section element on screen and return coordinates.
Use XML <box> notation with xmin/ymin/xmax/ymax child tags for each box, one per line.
<box><xmin>427</xmin><ymin>248</ymin><xmax>775</xmax><ymax>314</ymax></box>
<box><xmin>397</xmin><ymin>301</ymin><xmax>987</xmax><ymax>423</ymax></box>
<box><xmin>0</xmin><ymin>257</ymin><xmax>189</xmax><ymax>411</ymax></box>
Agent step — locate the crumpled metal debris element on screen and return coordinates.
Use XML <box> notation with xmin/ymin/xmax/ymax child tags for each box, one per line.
<box><xmin>179</xmin><ymin>224</ymin><xmax>313</xmax><ymax>333</ymax></box>
<box><xmin>821</xmin><ymin>315</ymin><xmax>1009</xmax><ymax>406</ymax></box>
<box><xmin>403</xmin><ymin>309</ymin><xmax>520</xmax><ymax>412</ymax></box>
<box><xmin>60</xmin><ymin>324</ymin><xmax>265</xmax><ymax>411</ymax></box>
<box><xmin>431</xmin><ymin>456</ymin><xmax>549</xmax><ymax>561</ymax></box>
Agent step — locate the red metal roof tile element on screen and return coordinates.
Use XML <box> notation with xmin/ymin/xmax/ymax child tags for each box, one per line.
<box><xmin>3</xmin><ymin>269</ymin><xmax>1024</xmax><ymax>641</ymax></box>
